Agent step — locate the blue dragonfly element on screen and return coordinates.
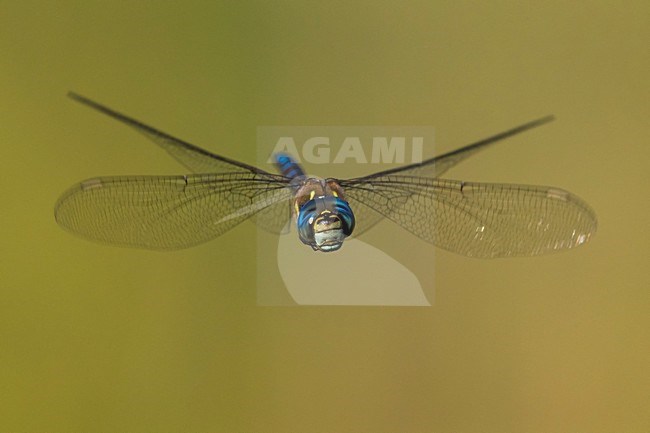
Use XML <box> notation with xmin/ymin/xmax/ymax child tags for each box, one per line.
<box><xmin>55</xmin><ymin>93</ymin><xmax>596</xmax><ymax>258</ymax></box>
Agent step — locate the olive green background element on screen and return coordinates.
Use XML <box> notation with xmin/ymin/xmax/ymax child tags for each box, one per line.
<box><xmin>1</xmin><ymin>1</ymin><xmax>648</xmax><ymax>432</ymax></box>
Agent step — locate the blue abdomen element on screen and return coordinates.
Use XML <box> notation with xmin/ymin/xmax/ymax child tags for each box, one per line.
<box><xmin>273</xmin><ymin>154</ymin><xmax>305</xmax><ymax>180</ymax></box>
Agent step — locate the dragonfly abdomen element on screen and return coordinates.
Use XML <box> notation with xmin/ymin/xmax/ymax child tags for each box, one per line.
<box><xmin>273</xmin><ymin>153</ymin><xmax>305</xmax><ymax>180</ymax></box>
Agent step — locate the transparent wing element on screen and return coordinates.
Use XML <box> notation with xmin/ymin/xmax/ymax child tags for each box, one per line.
<box><xmin>357</xmin><ymin>116</ymin><xmax>555</xmax><ymax>180</ymax></box>
<box><xmin>68</xmin><ymin>93</ymin><xmax>267</xmax><ymax>175</ymax></box>
<box><xmin>345</xmin><ymin>199</ymin><xmax>389</xmax><ymax>238</ymax></box>
<box><xmin>341</xmin><ymin>176</ymin><xmax>597</xmax><ymax>258</ymax></box>
<box><xmin>249</xmin><ymin>199</ymin><xmax>293</xmax><ymax>234</ymax></box>
<box><xmin>55</xmin><ymin>172</ymin><xmax>292</xmax><ymax>250</ymax></box>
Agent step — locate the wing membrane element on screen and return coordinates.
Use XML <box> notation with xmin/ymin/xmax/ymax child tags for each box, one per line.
<box><xmin>342</xmin><ymin>176</ymin><xmax>597</xmax><ymax>258</ymax></box>
<box><xmin>55</xmin><ymin>172</ymin><xmax>291</xmax><ymax>250</ymax></box>
<box><xmin>353</xmin><ymin>116</ymin><xmax>555</xmax><ymax>180</ymax></box>
<box><xmin>68</xmin><ymin>93</ymin><xmax>266</xmax><ymax>175</ymax></box>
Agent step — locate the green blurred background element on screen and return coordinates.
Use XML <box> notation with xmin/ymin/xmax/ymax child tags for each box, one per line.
<box><xmin>1</xmin><ymin>1</ymin><xmax>648</xmax><ymax>432</ymax></box>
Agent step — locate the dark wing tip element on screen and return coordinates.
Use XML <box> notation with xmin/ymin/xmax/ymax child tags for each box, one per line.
<box><xmin>67</xmin><ymin>91</ymin><xmax>113</xmax><ymax>114</ymax></box>
<box><xmin>524</xmin><ymin>114</ymin><xmax>555</xmax><ymax>128</ymax></box>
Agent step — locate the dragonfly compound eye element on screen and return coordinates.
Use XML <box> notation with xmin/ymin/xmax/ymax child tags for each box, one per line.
<box><xmin>296</xmin><ymin>196</ymin><xmax>355</xmax><ymax>252</ymax></box>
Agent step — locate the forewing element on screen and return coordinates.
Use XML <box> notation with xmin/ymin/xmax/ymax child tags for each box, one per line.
<box><xmin>342</xmin><ymin>176</ymin><xmax>597</xmax><ymax>258</ymax></box>
<box><xmin>345</xmin><ymin>199</ymin><xmax>389</xmax><ymax>238</ymax></box>
<box><xmin>338</xmin><ymin>179</ymin><xmax>410</xmax><ymax>238</ymax></box>
<box><xmin>354</xmin><ymin>116</ymin><xmax>555</xmax><ymax>180</ymax></box>
<box><xmin>68</xmin><ymin>93</ymin><xmax>266</xmax><ymax>175</ymax></box>
<box><xmin>55</xmin><ymin>172</ymin><xmax>291</xmax><ymax>250</ymax></box>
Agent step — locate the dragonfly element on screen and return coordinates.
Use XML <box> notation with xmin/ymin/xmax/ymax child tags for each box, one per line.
<box><xmin>55</xmin><ymin>93</ymin><xmax>597</xmax><ymax>258</ymax></box>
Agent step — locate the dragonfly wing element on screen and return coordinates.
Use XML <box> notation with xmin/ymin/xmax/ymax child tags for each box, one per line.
<box><xmin>339</xmin><ymin>181</ymin><xmax>410</xmax><ymax>238</ymax></box>
<box><xmin>68</xmin><ymin>93</ymin><xmax>267</xmax><ymax>175</ymax></box>
<box><xmin>345</xmin><ymin>199</ymin><xmax>388</xmax><ymax>238</ymax></box>
<box><xmin>342</xmin><ymin>176</ymin><xmax>597</xmax><ymax>258</ymax></box>
<box><xmin>55</xmin><ymin>172</ymin><xmax>291</xmax><ymax>250</ymax></box>
<box><xmin>355</xmin><ymin>116</ymin><xmax>554</xmax><ymax>180</ymax></box>
<box><xmin>249</xmin><ymin>200</ymin><xmax>293</xmax><ymax>234</ymax></box>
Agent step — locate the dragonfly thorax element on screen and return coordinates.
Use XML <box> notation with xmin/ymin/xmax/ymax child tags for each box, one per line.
<box><xmin>293</xmin><ymin>178</ymin><xmax>355</xmax><ymax>252</ymax></box>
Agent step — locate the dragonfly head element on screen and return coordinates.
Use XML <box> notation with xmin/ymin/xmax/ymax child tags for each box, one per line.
<box><xmin>296</xmin><ymin>196</ymin><xmax>355</xmax><ymax>252</ymax></box>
